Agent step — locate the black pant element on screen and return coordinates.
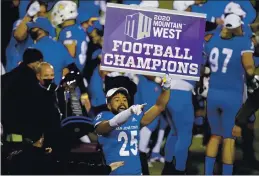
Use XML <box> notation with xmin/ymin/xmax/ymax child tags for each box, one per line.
<box><xmin>235</xmin><ymin>89</ymin><xmax>259</xmax><ymax>126</ymax></box>
<box><xmin>6</xmin><ymin>145</ymin><xmax>53</xmax><ymax>175</ymax></box>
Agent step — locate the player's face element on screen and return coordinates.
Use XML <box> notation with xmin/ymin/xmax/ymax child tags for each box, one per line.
<box><xmin>108</xmin><ymin>93</ymin><xmax>129</xmax><ymax>114</ymax></box>
<box><xmin>221</xmin><ymin>27</ymin><xmax>232</xmax><ymax>38</ymax></box>
<box><xmin>90</xmin><ymin>29</ymin><xmax>102</xmax><ymax>44</ymax></box>
<box><xmin>38</xmin><ymin>4</ymin><xmax>47</xmax><ymax>17</ymax></box>
<box><xmin>30</xmin><ymin>28</ymin><xmax>41</xmax><ymax>40</ymax></box>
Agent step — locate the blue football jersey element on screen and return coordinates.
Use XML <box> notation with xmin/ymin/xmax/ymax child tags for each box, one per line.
<box><xmin>6</xmin><ymin>19</ymin><xmax>33</xmax><ymax>72</ymax></box>
<box><xmin>6</xmin><ymin>36</ymin><xmax>22</xmax><ymax>72</ymax></box>
<box><xmin>191</xmin><ymin>2</ymin><xmax>225</xmax><ymax>23</ymax></box>
<box><xmin>94</xmin><ymin>111</ymin><xmax>143</xmax><ymax>175</ymax></box>
<box><xmin>88</xmin><ymin>67</ymin><xmax>106</xmax><ymax>107</ymax></box>
<box><xmin>58</xmin><ymin>24</ymin><xmax>89</xmax><ymax>72</ymax></box>
<box><xmin>32</xmin><ymin>36</ymin><xmax>73</xmax><ymax>84</ymax></box>
<box><xmin>204</xmin><ymin>31</ymin><xmax>254</xmax><ymax>93</ymax></box>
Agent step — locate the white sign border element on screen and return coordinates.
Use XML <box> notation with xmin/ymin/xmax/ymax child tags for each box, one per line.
<box><xmin>106</xmin><ymin>3</ymin><xmax>207</xmax><ymax>19</ymax></box>
<box><xmin>100</xmin><ymin>65</ymin><xmax>200</xmax><ymax>81</ymax></box>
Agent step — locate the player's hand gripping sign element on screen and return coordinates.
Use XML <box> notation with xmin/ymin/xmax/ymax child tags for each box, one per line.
<box><xmin>101</xmin><ymin>3</ymin><xmax>206</xmax><ymax>81</ymax></box>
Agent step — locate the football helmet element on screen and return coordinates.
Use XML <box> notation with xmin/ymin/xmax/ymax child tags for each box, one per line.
<box><xmin>224</xmin><ymin>2</ymin><xmax>246</xmax><ymax>19</ymax></box>
<box><xmin>51</xmin><ymin>1</ymin><xmax>78</xmax><ymax>27</ymax></box>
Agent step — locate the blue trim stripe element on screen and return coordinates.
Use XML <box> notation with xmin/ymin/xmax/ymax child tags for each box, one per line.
<box><xmin>61</xmin><ymin>120</ymin><xmax>93</xmax><ymax>127</ymax></box>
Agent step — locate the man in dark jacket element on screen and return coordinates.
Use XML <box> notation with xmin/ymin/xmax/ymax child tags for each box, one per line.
<box><xmin>35</xmin><ymin>62</ymin><xmax>62</xmax><ymax>150</ymax></box>
<box><xmin>1</xmin><ymin>48</ymin><xmax>49</xmax><ymax>174</ymax></box>
<box><xmin>2</xmin><ymin>47</ymin><xmax>44</xmax><ymax>142</ymax></box>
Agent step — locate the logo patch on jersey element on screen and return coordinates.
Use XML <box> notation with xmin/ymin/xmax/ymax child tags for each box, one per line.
<box><xmin>96</xmin><ymin>113</ymin><xmax>102</xmax><ymax>121</ymax></box>
<box><xmin>66</xmin><ymin>31</ymin><xmax>72</xmax><ymax>38</ymax></box>
<box><xmin>132</xmin><ymin>117</ymin><xmax>137</xmax><ymax>122</ymax></box>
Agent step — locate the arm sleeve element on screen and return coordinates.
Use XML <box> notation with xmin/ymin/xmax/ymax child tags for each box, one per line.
<box><xmin>59</xmin><ymin>29</ymin><xmax>78</xmax><ymax>44</ymax></box>
<box><xmin>241</xmin><ymin>38</ymin><xmax>254</xmax><ymax>56</ymax></box>
<box><xmin>61</xmin><ymin>45</ymin><xmax>74</xmax><ymax>66</ymax></box>
<box><xmin>94</xmin><ymin>112</ymin><xmax>113</xmax><ymax>128</ymax></box>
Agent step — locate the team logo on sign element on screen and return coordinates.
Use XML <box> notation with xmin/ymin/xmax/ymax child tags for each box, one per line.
<box><xmin>125</xmin><ymin>13</ymin><xmax>152</xmax><ymax>40</ymax></box>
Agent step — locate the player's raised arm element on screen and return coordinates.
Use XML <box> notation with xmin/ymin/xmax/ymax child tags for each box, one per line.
<box><xmin>14</xmin><ymin>1</ymin><xmax>41</xmax><ymax>41</ymax></box>
<box><xmin>140</xmin><ymin>75</ymin><xmax>171</xmax><ymax>126</ymax></box>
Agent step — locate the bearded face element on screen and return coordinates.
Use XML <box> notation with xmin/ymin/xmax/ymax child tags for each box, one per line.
<box><xmin>107</xmin><ymin>93</ymin><xmax>129</xmax><ymax>115</ymax></box>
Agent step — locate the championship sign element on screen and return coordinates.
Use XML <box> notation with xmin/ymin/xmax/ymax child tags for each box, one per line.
<box><xmin>101</xmin><ymin>3</ymin><xmax>206</xmax><ymax>81</ymax></box>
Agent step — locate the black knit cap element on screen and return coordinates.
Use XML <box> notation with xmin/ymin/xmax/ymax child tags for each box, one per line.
<box><xmin>23</xmin><ymin>48</ymin><xmax>43</xmax><ymax>64</ymax></box>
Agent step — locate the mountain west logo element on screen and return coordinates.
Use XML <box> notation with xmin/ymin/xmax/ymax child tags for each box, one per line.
<box><xmin>125</xmin><ymin>12</ymin><xmax>152</xmax><ymax>40</ymax></box>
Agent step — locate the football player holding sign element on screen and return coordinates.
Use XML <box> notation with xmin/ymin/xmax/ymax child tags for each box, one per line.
<box><xmin>94</xmin><ymin>75</ymin><xmax>171</xmax><ymax>175</ymax></box>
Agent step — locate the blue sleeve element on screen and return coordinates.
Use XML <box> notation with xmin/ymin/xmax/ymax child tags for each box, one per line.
<box><xmin>243</xmin><ymin>25</ymin><xmax>253</xmax><ymax>38</ymax></box>
<box><xmin>241</xmin><ymin>38</ymin><xmax>255</xmax><ymax>55</ymax></box>
<box><xmin>48</xmin><ymin>26</ymin><xmax>56</xmax><ymax>39</ymax></box>
<box><xmin>254</xmin><ymin>57</ymin><xmax>259</xmax><ymax>67</ymax></box>
<box><xmin>91</xmin><ymin>49</ymin><xmax>102</xmax><ymax>60</ymax></box>
<box><xmin>59</xmin><ymin>27</ymin><xmax>78</xmax><ymax>43</ymax></box>
<box><xmin>234</xmin><ymin>1</ymin><xmax>256</xmax><ymax>24</ymax></box>
<box><xmin>94</xmin><ymin>112</ymin><xmax>114</xmax><ymax>127</ymax></box>
<box><xmin>60</xmin><ymin>44</ymin><xmax>74</xmax><ymax>66</ymax></box>
<box><xmin>58</xmin><ymin>29</ymin><xmax>66</xmax><ymax>42</ymax></box>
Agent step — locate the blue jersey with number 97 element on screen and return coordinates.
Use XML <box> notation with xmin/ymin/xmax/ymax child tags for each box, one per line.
<box><xmin>94</xmin><ymin>111</ymin><xmax>142</xmax><ymax>175</ymax></box>
<box><xmin>204</xmin><ymin>31</ymin><xmax>254</xmax><ymax>93</ymax></box>
<box><xmin>59</xmin><ymin>24</ymin><xmax>89</xmax><ymax>72</ymax></box>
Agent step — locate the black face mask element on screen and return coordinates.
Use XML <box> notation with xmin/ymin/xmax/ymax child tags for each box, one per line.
<box><xmin>43</xmin><ymin>79</ymin><xmax>54</xmax><ymax>88</ymax></box>
<box><xmin>30</xmin><ymin>30</ymin><xmax>39</xmax><ymax>41</ymax></box>
<box><xmin>43</xmin><ymin>79</ymin><xmax>58</xmax><ymax>92</ymax></box>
